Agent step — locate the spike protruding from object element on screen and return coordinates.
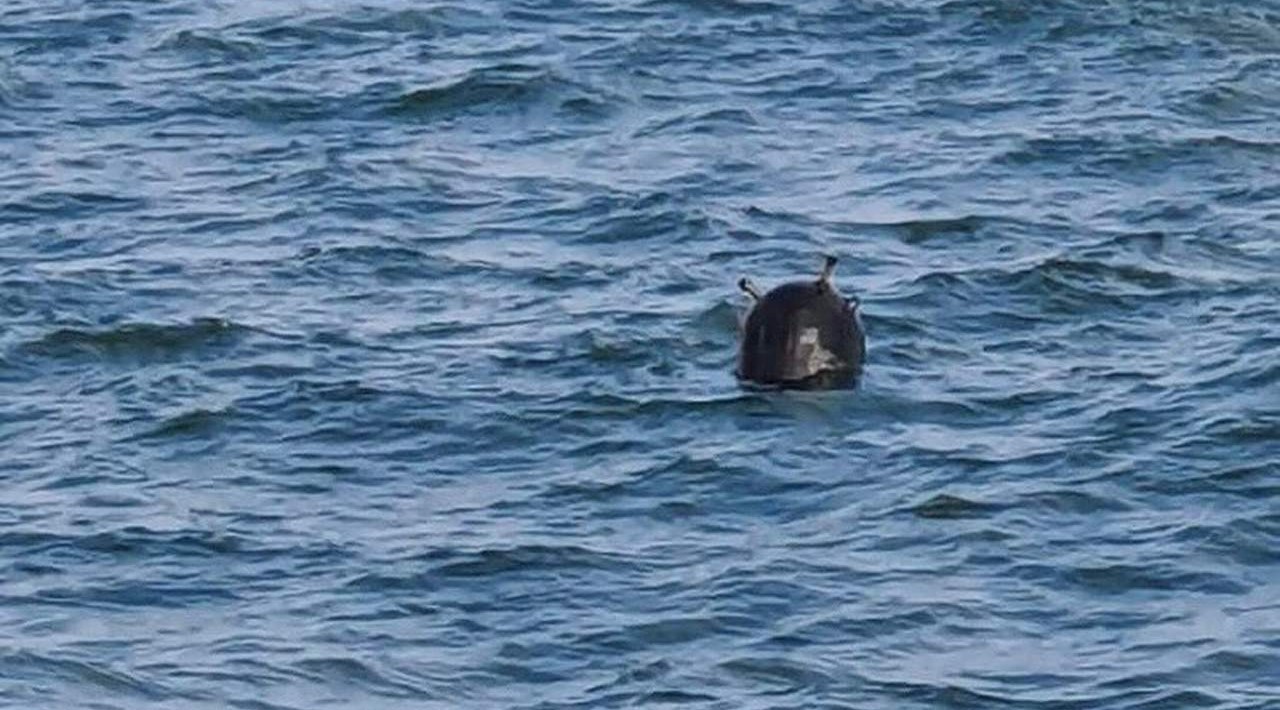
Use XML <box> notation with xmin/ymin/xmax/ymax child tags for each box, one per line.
<box><xmin>818</xmin><ymin>255</ymin><xmax>837</xmax><ymax>286</ymax></box>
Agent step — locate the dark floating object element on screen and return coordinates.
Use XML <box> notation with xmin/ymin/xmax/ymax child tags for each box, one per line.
<box><xmin>736</xmin><ymin>255</ymin><xmax>866</xmax><ymax>389</ymax></box>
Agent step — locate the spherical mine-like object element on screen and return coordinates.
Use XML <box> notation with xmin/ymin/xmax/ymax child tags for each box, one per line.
<box><xmin>736</xmin><ymin>256</ymin><xmax>865</xmax><ymax>388</ymax></box>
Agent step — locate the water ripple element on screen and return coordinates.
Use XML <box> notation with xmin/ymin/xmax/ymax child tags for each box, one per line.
<box><xmin>2</xmin><ymin>0</ymin><xmax>1276</xmax><ymax>708</ymax></box>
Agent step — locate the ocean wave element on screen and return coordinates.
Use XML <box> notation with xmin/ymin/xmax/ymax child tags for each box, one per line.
<box><xmin>909</xmin><ymin>493</ymin><xmax>1001</xmax><ymax>519</ymax></box>
<box><xmin>1013</xmin><ymin>562</ymin><xmax>1251</xmax><ymax>596</ymax></box>
<box><xmin>0</xmin><ymin>650</ymin><xmax>176</xmax><ymax>701</ymax></box>
<box><xmin>1</xmin><ymin>190</ymin><xmax>146</xmax><ymax>223</ymax></box>
<box><xmin>29</xmin><ymin>580</ymin><xmax>242</xmax><ymax>609</ymax></box>
<box><xmin>642</xmin><ymin>0</ymin><xmax>789</xmax><ymax>15</ymax></box>
<box><xmin>130</xmin><ymin>406</ymin><xmax>232</xmax><ymax>440</ymax></box>
<box><xmin>19</xmin><ymin>318</ymin><xmax>245</xmax><ymax>362</ymax></box>
<box><xmin>6</xmin><ymin>0</ymin><xmax>1279</xmax><ymax>706</ymax></box>
<box><xmin>390</xmin><ymin>64</ymin><xmax>612</xmax><ymax>121</ymax></box>
<box><xmin>632</xmin><ymin>107</ymin><xmax>760</xmax><ymax>138</ymax></box>
<box><xmin>292</xmin><ymin>657</ymin><xmax>431</xmax><ymax>699</ymax></box>
<box><xmin>158</xmin><ymin>29</ymin><xmax>263</xmax><ymax>62</ymax></box>
<box><xmin>423</xmin><ymin>543</ymin><xmax>637</xmax><ymax>578</ymax></box>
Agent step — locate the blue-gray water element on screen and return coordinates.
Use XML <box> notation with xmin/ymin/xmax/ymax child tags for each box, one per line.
<box><xmin>2</xmin><ymin>1</ymin><xmax>1278</xmax><ymax>708</ymax></box>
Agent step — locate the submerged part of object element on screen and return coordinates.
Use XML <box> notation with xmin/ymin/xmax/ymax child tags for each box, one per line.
<box><xmin>736</xmin><ymin>255</ymin><xmax>865</xmax><ymax>388</ymax></box>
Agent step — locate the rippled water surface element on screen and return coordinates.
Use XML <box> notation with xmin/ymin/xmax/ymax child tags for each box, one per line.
<box><xmin>2</xmin><ymin>1</ymin><xmax>1278</xmax><ymax>707</ymax></box>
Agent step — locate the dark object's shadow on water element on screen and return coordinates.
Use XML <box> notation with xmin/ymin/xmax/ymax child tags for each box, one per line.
<box><xmin>732</xmin><ymin>368</ymin><xmax>870</xmax><ymax>424</ymax></box>
<box><xmin>732</xmin><ymin>369</ymin><xmax>869</xmax><ymax>425</ymax></box>
<box><xmin>735</xmin><ymin>368</ymin><xmax>862</xmax><ymax>392</ymax></box>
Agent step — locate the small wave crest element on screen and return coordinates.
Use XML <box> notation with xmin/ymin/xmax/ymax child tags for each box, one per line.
<box><xmin>390</xmin><ymin>64</ymin><xmax>611</xmax><ymax>120</ymax></box>
<box><xmin>19</xmin><ymin>317</ymin><xmax>245</xmax><ymax>362</ymax></box>
<box><xmin>0</xmin><ymin>650</ymin><xmax>176</xmax><ymax>700</ymax></box>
